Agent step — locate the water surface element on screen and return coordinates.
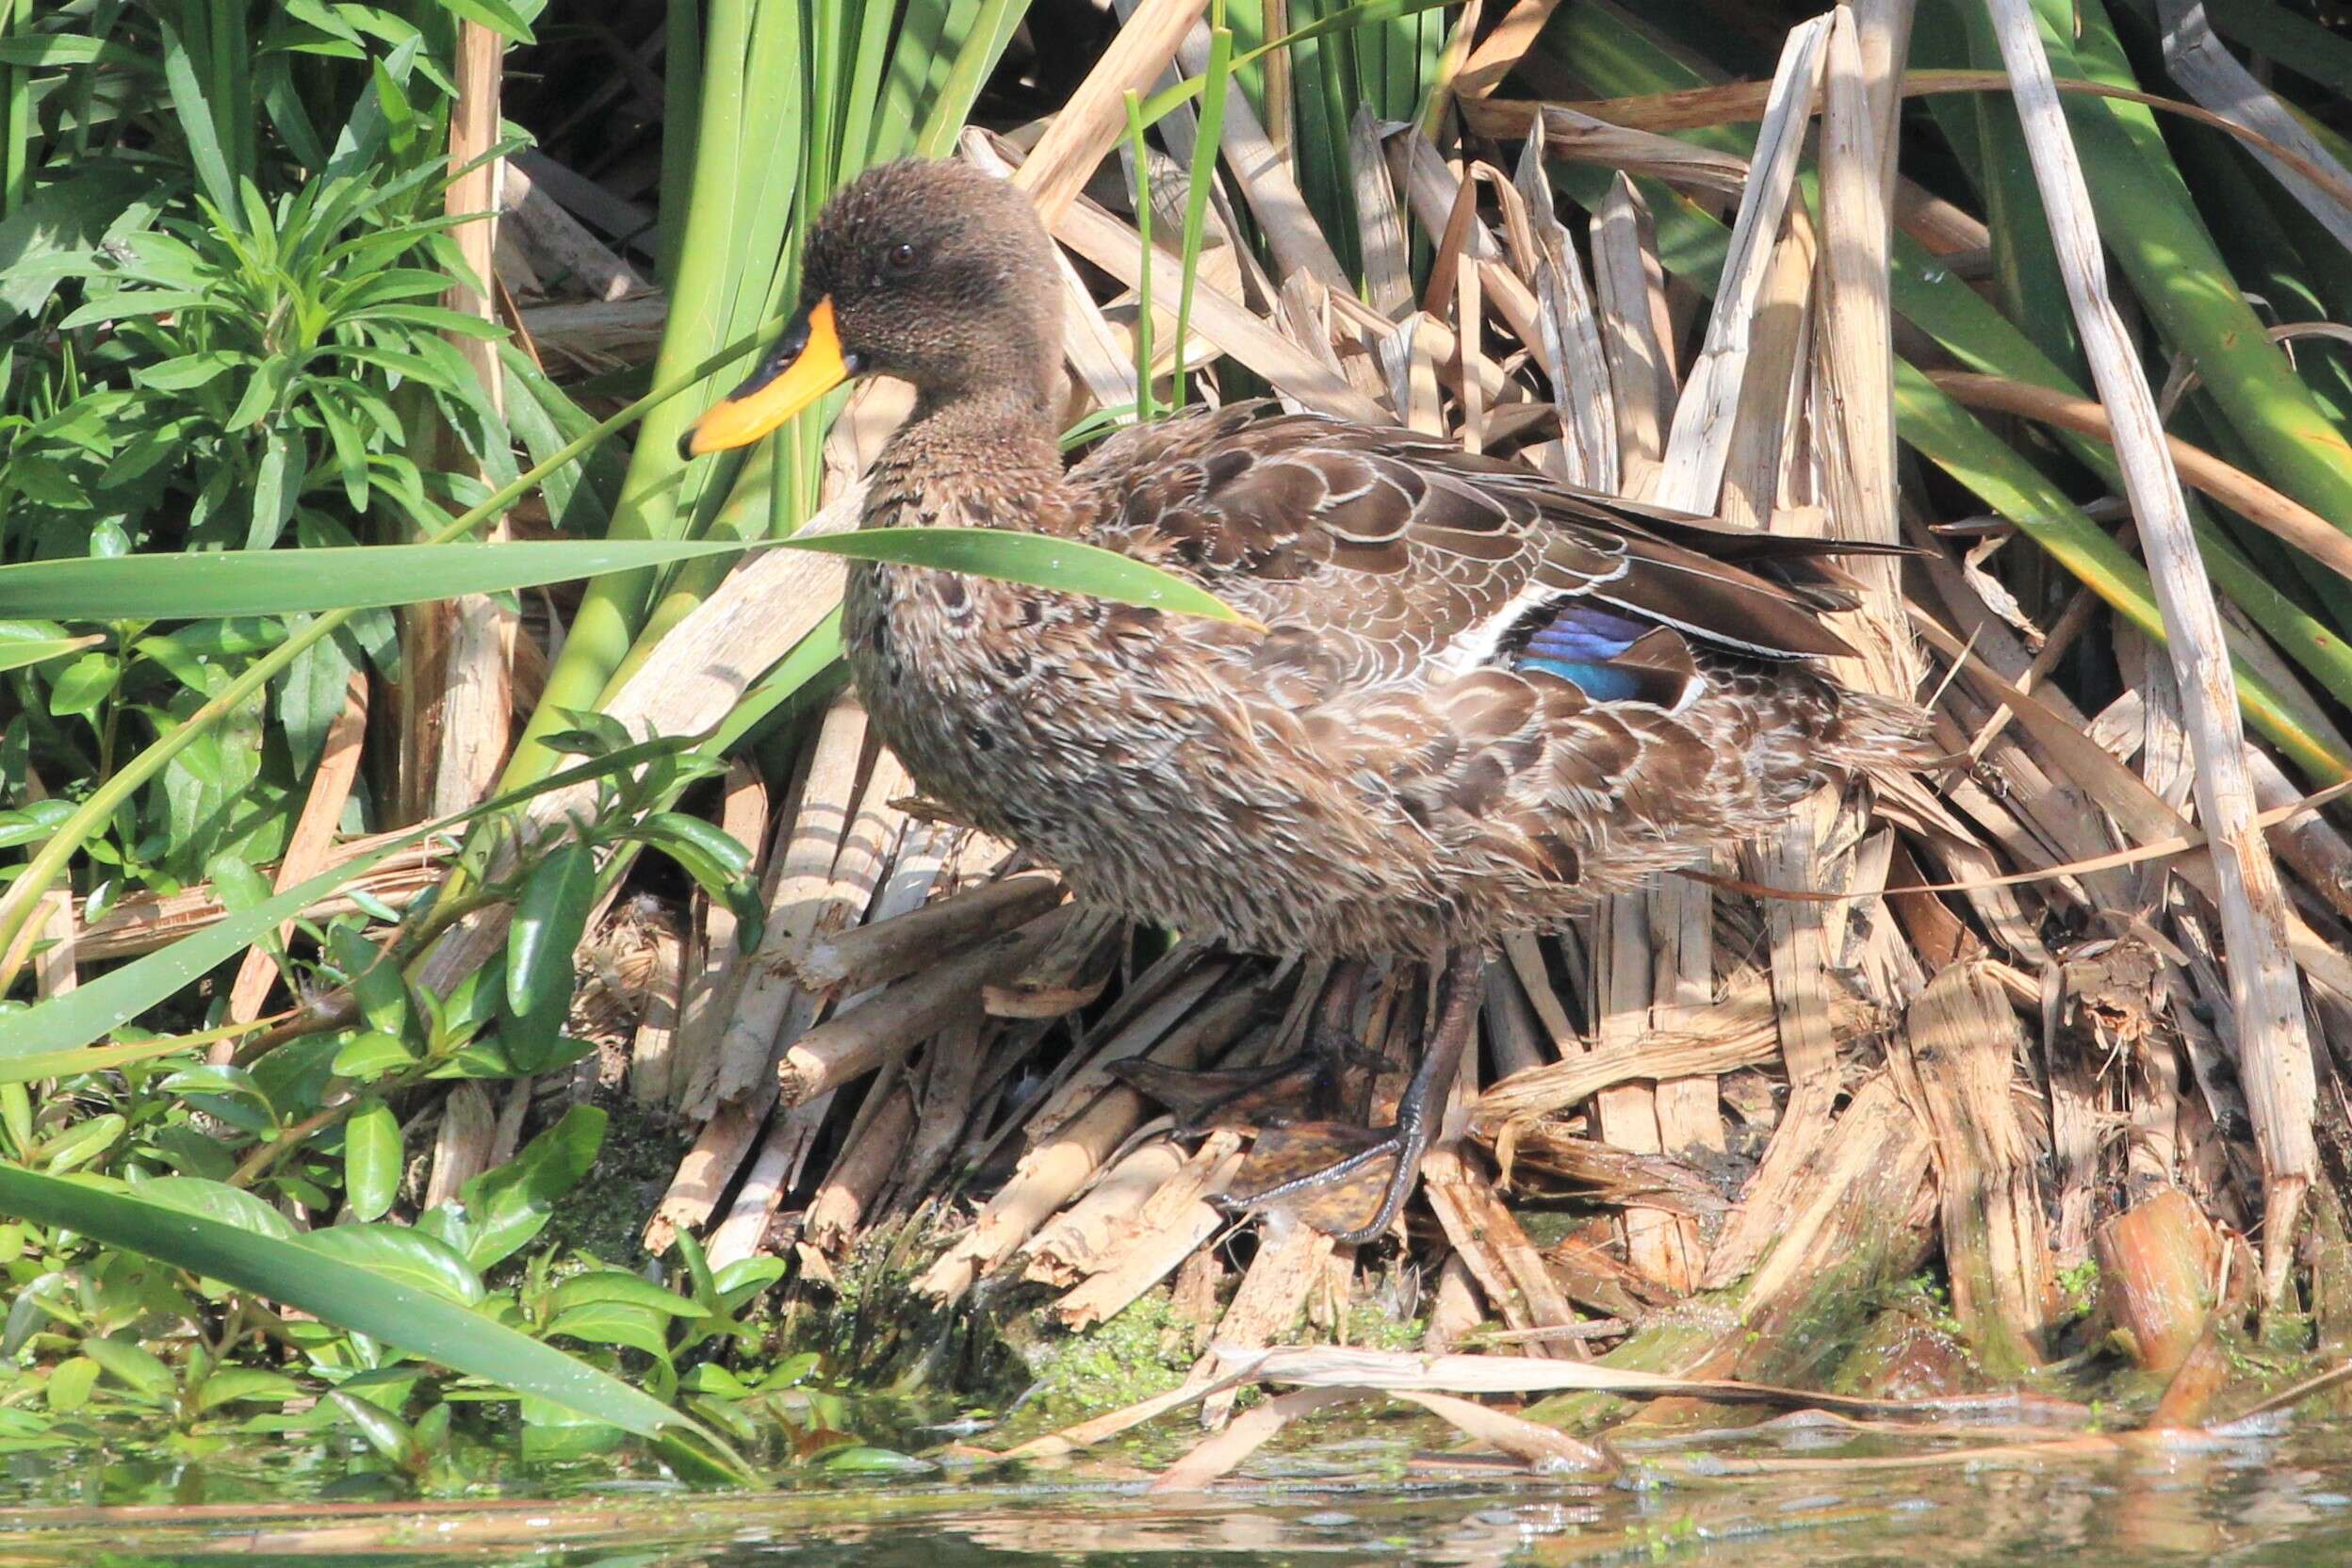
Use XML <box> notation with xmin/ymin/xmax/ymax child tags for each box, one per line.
<box><xmin>8</xmin><ymin>1411</ymin><xmax>2352</xmax><ymax>1565</ymax></box>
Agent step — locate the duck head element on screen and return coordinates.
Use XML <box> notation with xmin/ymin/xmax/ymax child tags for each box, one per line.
<box><xmin>685</xmin><ymin>159</ymin><xmax>1065</xmax><ymax>455</ymax></box>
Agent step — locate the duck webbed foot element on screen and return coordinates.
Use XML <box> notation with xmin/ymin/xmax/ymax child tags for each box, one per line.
<box><xmin>1112</xmin><ymin>959</ymin><xmax>1371</xmax><ymax>1131</ymax></box>
<box><xmin>1210</xmin><ymin>948</ymin><xmax>1481</xmax><ymax>1247</ymax></box>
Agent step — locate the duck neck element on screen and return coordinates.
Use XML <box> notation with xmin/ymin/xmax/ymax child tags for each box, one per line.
<box><xmin>865</xmin><ymin>384</ymin><xmax>1066</xmax><ymax>530</ymax></box>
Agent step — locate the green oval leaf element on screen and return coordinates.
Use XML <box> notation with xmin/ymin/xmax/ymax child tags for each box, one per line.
<box><xmin>548</xmin><ymin>1271</ymin><xmax>703</xmax><ymax>1319</ymax></box>
<box><xmin>343</xmin><ymin>1100</ymin><xmax>400</xmax><ymax>1223</ymax></box>
<box><xmin>40</xmin><ymin>1115</ymin><xmax>123</xmax><ymax>1173</ymax></box>
<box><xmin>501</xmin><ymin>841</ymin><xmax>595</xmax><ymax>1073</ymax></box>
<box><xmin>331</xmin><ymin>1031</ymin><xmax>417</xmax><ymax>1082</ymax></box>
<box><xmin>631</xmin><ymin>812</ymin><xmax>753</xmax><ymax>880</ymax></box>
<box><xmin>455</xmin><ymin>1107</ymin><xmax>604</xmax><ymax>1270</ymax></box>
<box><xmin>45</xmin><ymin>652</ymin><xmax>119</xmax><ymax>717</ymax></box>
<box><xmin>328</xmin><ymin>1389</ymin><xmax>419</xmax><ymax>1464</ymax></box>
<box><xmin>82</xmin><ymin>1335</ymin><xmax>172</xmax><ymax>1400</ymax></box>
<box><xmin>128</xmin><ymin>1175</ymin><xmax>298</xmax><ymax>1241</ymax></box>
<box><xmin>295</xmin><ymin>1222</ymin><xmax>484</xmax><ymax>1306</ymax></box>
<box><xmin>545</xmin><ymin>1303</ymin><xmax>675</xmax><ymax>1364</ymax></box>
<box><xmin>45</xmin><ymin>1357</ymin><xmax>100</xmax><ymax>1413</ymax></box>
<box><xmin>197</xmin><ymin>1367</ymin><xmax>303</xmax><ymax>1413</ymax></box>
<box><xmin>329</xmin><ymin>926</ymin><xmax>410</xmax><ymax>1042</ymax></box>
<box><xmin>0</xmin><ymin>631</ymin><xmax>102</xmax><ymax>675</ymax></box>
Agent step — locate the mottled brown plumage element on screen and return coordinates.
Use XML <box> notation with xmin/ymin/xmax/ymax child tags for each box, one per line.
<box><xmin>795</xmin><ymin>162</ymin><xmax>1929</xmax><ymax>960</ymax></box>
<box><xmin>695</xmin><ymin>158</ymin><xmax>1933</xmax><ymax>1239</ymax></box>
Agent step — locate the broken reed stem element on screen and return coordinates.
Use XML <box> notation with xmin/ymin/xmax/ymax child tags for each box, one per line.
<box><xmin>1892</xmin><ymin>963</ymin><xmax>2058</xmax><ymax>1373</ymax></box>
<box><xmin>802</xmin><ymin>1079</ymin><xmax>917</xmax><ymax>1256</ymax></box>
<box><xmin>699</xmin><ymin>696</ymin><xmax>872</xmax><ymax>1115</ymax></box>
<box><xmin>1197</xmin><ymin>1224</ymin><xmax>1338</xmax><ymax>1430</ymax></box>
<box><xmin>890</xmin><ymin>1013</ymin><xmax>989</xmax><ymax>1212</ymax></box>
<box><xmin>779</xmin><ymin>905</ymin><xmax>1076</xmax><ymax>1107</ymax></box>
<box><xmin>627</xmin><ymin>918</ymin><xmax>686</xmax><ymax>1107</ymax></box>
<box><xmin>2095</xmin><ymin>1185</ymin><xmax>2220</xmax><ymax>1377</ymax></box>
<box><xmin>1052</xmin><ymin>1131</ymin><xmax>1247</xmax><ymax>1330</ymax></box>
<box><xmin>668</xmin><ymin>760</ymin><xmax>769</xmax><ymax>1110</ymax></box>
<box><xmin>1423</xmin><ymin>1148</ymin><xmax>1586</xmax><ymax>1357</ymax></box>
<box><xmin>789</xmin><ymin>871</ymin><xmax>1064</xmax><ymax>994</ymax></box>
<box><xmin>914</xmin><ymin>966</ymin><xmax>1251</xmax><ymax>1304</ymax></box>
<box><xmin>1984</xmin><ymin>0</ymin><xmax>2315</xmax><ymax>1301</ymax></box>
<box><xmin>1650</xmin><ymin>15</ymin><xmax>1829</xmax><ymax>514</ymax></box>
<box><xmin>1025</xmin><ymin>1137</ymin><xmax>1192</xmax><ymax>1287</ymax></box>
<box><xmin>1473</xmin><ymin>982</ymin><xmax>1870</xmax><ymax>1156</ymax></box>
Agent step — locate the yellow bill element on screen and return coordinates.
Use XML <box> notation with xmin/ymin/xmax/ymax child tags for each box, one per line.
<box><xmin>684</xmin><ymin>297</ymin><xmax>857</xmax><ymax>456</ymax></box>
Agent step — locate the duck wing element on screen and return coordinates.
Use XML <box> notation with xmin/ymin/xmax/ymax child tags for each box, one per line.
<box><xmin>1067</xmin><ymin>403</ymin><xmax>1890</xmax><ymax>705</ymax></box>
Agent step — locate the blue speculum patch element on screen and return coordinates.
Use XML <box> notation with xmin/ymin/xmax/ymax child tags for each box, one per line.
<box><xmin>1511</xmin><ymin>601</ymin><xmax>1652</xmax><ymax>701</ymax></box>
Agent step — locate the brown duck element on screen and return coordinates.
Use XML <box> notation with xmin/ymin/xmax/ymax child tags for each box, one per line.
<box><xmin>687</xmin><ymin>158</ymin><xmax>1930</xmax><ymax>1242</ymax></box>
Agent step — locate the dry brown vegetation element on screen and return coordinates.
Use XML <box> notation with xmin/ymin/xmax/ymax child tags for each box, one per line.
<box><xmin>18</xmin><ymin>0</ymin><xmax>2352</xmax><ymax>1486</ymax></box>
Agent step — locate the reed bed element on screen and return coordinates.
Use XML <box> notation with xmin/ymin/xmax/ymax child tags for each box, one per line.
<box><xmin>8</xmin><ymin>0</ymin><xmax>2352</xmax><ymax>1486</ymax></box>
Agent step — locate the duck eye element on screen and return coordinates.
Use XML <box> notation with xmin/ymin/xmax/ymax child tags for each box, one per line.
<box><xmin>887</xmin><ymin>241</ymin><xmax>919</xmax><ymax>274</ymax></box>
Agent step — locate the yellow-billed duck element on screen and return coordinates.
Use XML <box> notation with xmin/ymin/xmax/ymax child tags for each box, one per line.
<box><xmin>685</xmin><ymin>158</ymin><xmax>1931</xmax><ymax>1242</ymax></box>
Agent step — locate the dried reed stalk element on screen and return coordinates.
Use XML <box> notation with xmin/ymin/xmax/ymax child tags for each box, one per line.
<box><xmin>890</xmin><ymin>1013</ymin><xmax>989</xmax><ymax>1212</ymax></box>
<box><xmin>788</xmin><ymin>871</ymin><xmax>1064</xmax><ymax>996</ymax></box>
<box><xmin>801</xmin><ymin>1078</ymin><xmax>916</xmax><ymax>1257</ymax></box>
<box><xmin>1024</xmin><ymin>1137</ymin><xmax>1192</xmax><ymax>1289</ymax></box>
<box><xmin>226</xmin><ymin>676</ymin><xmax>368</xmax><ymax>1030</ymax></box>
<box><xmin>26</xmin><ymin>891</ymin><xmax>74</xmax><ymax>1000</ymax></box>
<box><xmin>423</xmin><ymin>1081</ymin><xmax>496</xmax><ymax>1209</ymax></box>
<box><xmin>1051</xmin><ymin>1132</ymin><xmax>1247</xmax><ymax>1330</ymax></box>
<box><xmin>703</xmin><ymin>1109</ymin><xmax>798</xmax><ymax>1271</ymax></box>
<box><xmin>1651</xmin><ymin>16</ymin><xmax>1829</xmax><ymax>514</ymax></box>
<box><xmin>1589</xmin><ymin>901</ymin><xmax>1693</xmax><ymax>1289</ymax></box>
<box><xmin>75</xmin><ymin>850</ymin><xmax>448</xmax><ymax>964</ymax></box>
<box><xmin>1151</xmin><ymin>1385</ymin><xmax>1359</xmax><ymax>1493</ymax></box>
<box><xmin>1422</xmin><ymin>1148</ymin><xmax>1584</xmax><ymax>1355</ymax></box>
<box><xmin>1703</xmin><ymin>798</ymin><xmax>1849</xmax><ymax>1290</ymax></box>
<box><xmin>644</xmin><ymin>1100</ymin><xmax>759</xmax><ymax>1255</ymax></box>
<box><xmin>2156</xmin><ymin>0</ymin><xmax>2352</xmax><ymax>250</ymax></box>
<box><xmin>1393</xmin><ymin>1388</ymin><xmax>1616</xmax><ymax>1472</ymax></box>
<box><xmin>913</xmin><ymin>961</ymin><xmax>1245</xmax><ymax>1302</ymax></box>
<box><xmin>1890</xmin><ymin>963</ymin><xmax>2058</xmax><ymax>1371</ymax></box>
<box><xmin>625</xmin><ymin>920</ymin><xmax>685</xmax><ymax>1108</ymax></box>
<box><xmin>667</xmin><ymin>760</ymin><xmax>768</xmax><ymax>1110</ymax></box>
<box><xmin>1196</xmin><ymin>1224</ymin><xmax>1338</xmax><ymax>1429</ymax></box>
<box><xmin>1008</xmin><ymin>0</ymin><xmax>1209</xmax><ymax>227</ymax></box>
<box><xmin>1984</xmin><ymin>0</ymin><xmax>2316</xmax><ymax>1300</ymax></box>
<box><xmin>1040</xmin><ymin>176</ymin><xmax>1388</xmax><ymax>423</ymax></box>
<box><xmin>1423</xmin><ymin>1251</ymin><xmax>1486</xmax><ymax>1351</ymax></box>
<box><xmin>1738</xmin><ymin>1071</ymin><xmax>1936</xmax><ymax>1331</ymax></box>
<box><xmin>778</xmin><ymin>906</ymin><xmax>1076</xmax><ymax>1108</ymax></box>
<box><xmin>696</xmin><ymin>695</ymin><xmax>872</xmax><ymax>1115</ymax></box>
<box><xmin>2095</xmin><ymin>1185</ymin><xmax>2220</xmax><ymax>1378</ymax></box>
<box><xmin>426</xmin><ymin>16</ymin><xmax>514</xmax><ymax>817</ymax></box>
<box><xmin>502</xmin><ymin>161</ymin><xmax>647</xmax><ymax>302</ymax></box>
<box><xmin>1474</xmin><ymin>982</ymin><xmax>1863</xmax><ymax>1156</ymax></box>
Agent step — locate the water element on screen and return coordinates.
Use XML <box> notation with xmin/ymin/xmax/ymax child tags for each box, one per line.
<box><xmin>11</xmin><ymin>1412</ymin><xmax>2352</xmax><ymax>1565</ymax></box>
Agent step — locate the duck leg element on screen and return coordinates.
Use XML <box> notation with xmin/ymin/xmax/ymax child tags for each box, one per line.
<box><xmin>1114</xmin><ymin>959</ymin><xmax>1369</xmax><ymax>1129</ymax></box>
<box><xmin>1213</xmin><ymin>948</ymin><xmax>1482</xmax><ymax>1246</ymax></box>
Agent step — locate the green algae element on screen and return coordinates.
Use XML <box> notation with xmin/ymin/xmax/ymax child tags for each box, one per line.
<box><xmin>1019</xmin><ymin>1288</ymin><xmax>1198</xmax><ymax>1418</ymax></box>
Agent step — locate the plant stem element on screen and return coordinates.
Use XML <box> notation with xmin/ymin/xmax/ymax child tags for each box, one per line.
<box><xmin>229</xmin><ymin>1101</ymin><xmax>351</xmax><ymax>1189</ymax></box>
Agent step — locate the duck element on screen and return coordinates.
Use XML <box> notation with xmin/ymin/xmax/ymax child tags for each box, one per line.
<box><xmin>684</xmin><ymin>157</ymin><xmax>1931</xmax><ymax>1244</ymax></box>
